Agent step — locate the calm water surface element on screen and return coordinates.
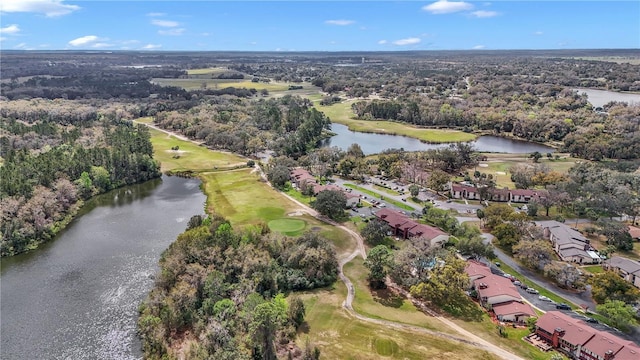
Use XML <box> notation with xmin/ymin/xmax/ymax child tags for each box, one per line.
<box><xmin>574</xmin><ymin>88</ymin><xmax>640</xmax><ymax>108</ymax></box>
<box><xmin>0</xmin><ymin>175</ymin><xmax>206</xmax><ymax>360</ymax></box>
<box><xmin>322</xmin><ymin>123</ymin><xmax>555</xmax><ymax>155</ymax></box>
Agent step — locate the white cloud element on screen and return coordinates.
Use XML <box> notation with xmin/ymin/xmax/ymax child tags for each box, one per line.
<box><xmin>325</xmin><ymin>19</ymin><xmax>355</xmax><ymax>26</ymax></box>
<box><xmin>472</xmin><ymin>45</ymin><xmax>485</xmax><ymax>49</ymax></box>
<box><xmin>0</xmin><ymin>37</ymin><xmax>6</xmax><ymax>42</ymax></box>
<box><xmin>534</xmin><ymin>31</ymin><xmax>543</xmax><ymax>35</ymax></box>
<box><xmin>146</xmin><ymin>12</ymin><xmax>166</xmax><ymax>17</ymax></box>
<box><xmin>121</xmin><ymin>39</ymin><xmax>140</xmax><ymax>45</ymax></box>
<box><xmin>378</xmin><ymin>40</ymin><xmax>387</xmax><ymax>45</ymax></box>
<box><xmin>0</xmin><ymin>0</ymin><xmax>80</xmax><ymax>17</ymax></box>
<box><xmin>0</xmin><ymin>24</ymin><xmax>20</xmax><ymax>34</ymax></box>
<box><xmin>68</xmin><ymin>35</ymin><xmax>102</xmax><ymax>47</ymax></box>
<box><xmin>422</xmin><ymin>1</ymin><xmax>473</xmax><ymax>14</ymax></box>
<box><xmin>151</xmin><ymin>19</ymin><xmax>179</xmax><ymax>27</ymax></box>
<box><xmin>14</xmin><ymin>42</ymin><xmax>32</xmax><ymax>49</ymax></box>
<box><xmin>91</xmin><ymin>42</ymin><xmax>112</xmax><ymax>48</ymax></box>
<box><xmin>142</xmin><ymin>44</ymin><xmax>162</xmax><ymax>50</ymax></box>
<box><xmin>471</xmin><ymin>10</ymin><xmax>499</xmax><ymax>18</ymax></box>
<box><xmin>158</xmin><ymin>28</ymin><xmax>185</xmax><ymax>36</ymax></box>
<box><xmin>393</xmin><ymin>37</ymin><xmax>421</xmax><ymax>46</ymax></box>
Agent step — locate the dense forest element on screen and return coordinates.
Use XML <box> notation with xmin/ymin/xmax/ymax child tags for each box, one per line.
<box><xmin>137</xmin><ymin>215</ymin><xmax>336</xmax><ymax>359</ymax></box>
<box><xmin>0</xmin><ymin>99</ymin><xmax>161</xmax><ymax>256</ymax></box>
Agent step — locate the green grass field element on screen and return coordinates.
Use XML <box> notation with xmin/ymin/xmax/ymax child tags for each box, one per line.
<box><xmin>315</xmin><ymin>101</ymin><xmax>476</xmax><ymax>143</ymax></box>
<box><xmin>186</xmin><ymin>67</ymin><xmax>231</xmax><ymax>75</ymax></box>
<box><xmin>144</xmin><ymin>127</ymin><xmax>247</xmax><ymax>172</ymax></box>
<box><xmin>268</xmin><ymin>218</ymin><xmax>307</xmax><ymax>236</ymax></box>
<box><xmin>298</xmin><ymin>286</ymin><xmax>499</xmax><ymax>360</ymax></box>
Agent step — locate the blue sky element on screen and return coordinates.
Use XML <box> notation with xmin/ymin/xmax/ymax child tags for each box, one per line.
<box><xmin>0</xmin><ymin>1</ymin><xmax>638</xmax><ymax>51</ymax></box>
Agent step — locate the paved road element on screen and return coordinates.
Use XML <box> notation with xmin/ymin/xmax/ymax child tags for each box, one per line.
<box><xmin>477</xmin><ymin>232</ymin><xmax>598</xmax><ymax>312</ymax></box>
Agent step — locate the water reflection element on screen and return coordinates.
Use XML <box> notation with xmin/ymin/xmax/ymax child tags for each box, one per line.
<box><xmin>322</xmin><ymin>123</ymin><xmax>555</xmax><ymax>155</ymax></box>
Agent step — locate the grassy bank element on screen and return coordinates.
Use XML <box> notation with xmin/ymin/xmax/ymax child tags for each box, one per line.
<box><xmin>315</xmin><ymin>101</ymin><xmax>477</xmax><ymax>143</ymax></box>
<box><xmin>145</xmin><ymin>127</ymin><xmax>246</xmax><ymax>172</ymax></box>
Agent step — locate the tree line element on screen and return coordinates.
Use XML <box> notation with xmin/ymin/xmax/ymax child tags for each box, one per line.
<box><xmin>0</xmin><ymin>106</ymin><xmax>161</xmax><ymax>256</ymax></box>
<box><xmin>138</xmin><ymin>215</ymin><xmax>335</xmax><ymax>359</ymax></box>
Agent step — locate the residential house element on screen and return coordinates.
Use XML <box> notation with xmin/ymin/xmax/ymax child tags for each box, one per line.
<box><xmin>492</xmin><ymin>301</ymin><xmax>536</xmax><ymax>323</ymax></box>
<box><xmin>374</xmin><ymin>208</ymin><xmax>449</xmax><ymax>246</ymax></box>
<box><xmin>603</xmin><ymin>256</ymin><xmax>640</xmax><ymax>289</ymax></box>
<box><xmin>536</xmin><ymin>220</ymin><xmax>601</xmax><ymax>264</ymax></box>
<box><xmin>448</xmin><ymin>182</ymin><xmax>547</xmax><ymax>204</ymax></box>
<box><xmin>535</xmin><ymin>311</ymin><xmax>640</xmax><ymax>360</ymax></box>
<box><xmin>489</xmin><ymin>188</ymin><xmax>510</xmax><ymax>202</ymax></box>
<box><xmin>510</xmin><ymin>189</ymin><xmax>547</xmax><ymax>203</ymax></box>
<box><xmin>464</xmin><ymin>261</ymin><xmax>535</xmax><ymax>324</ymax></box>
<box><xmin>628</xmin><ymin>226</ymin><xmax>640</xmax><ymax>241</ymax></box>
<box><xmin>473</xmin><ymin>275</ymin><xmax>522</xmax><ymax>307</ymax></box>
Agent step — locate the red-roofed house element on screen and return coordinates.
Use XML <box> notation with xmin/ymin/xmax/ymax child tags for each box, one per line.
<box><xmin>473</xmin><ymin>275</ymin><xmax>521</xmax><ymax>307</ymax></box>
<box><xmin>374</xmin><ymin>208</ymin><xmax>449</xmax><ymax>245</ymax></box>
<box><xmin>492</xmin><ymin>301</ymin><xmax>536</xmax><ymax>324</ymax></box>
<box><xmin>534</xmin><ymin>311</ymin><xmax>640</xmax><ymax>360</ymax></box>
<box><xmin>628</xmin><ymin>226</ymin><xmax>640</xmax><ymax>241</ymax></box>
<box><xmin>465</xmin><ymin>260</ymin><xmax>493</xmax><ymax>282</ymax></box>
<box><xmin>510</xmin><ymin>189</ymin><xmax>538</xmax><ymax>203</ymax></box>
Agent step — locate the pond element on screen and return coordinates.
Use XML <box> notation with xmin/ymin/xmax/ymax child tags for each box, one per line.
<box><xmin>574</xmin><ymin>88</ymin><xmax>640</xmax><ymax>108</ymax></box>
<box><xmin>320</xmin><ymin>123</ymin><xmax>556</xmax><ymax>155</ymax></box>
<box><xmin>0</xmin><ymin>175</ymin><xmax>206</xmax><ymax>360</ymax></box>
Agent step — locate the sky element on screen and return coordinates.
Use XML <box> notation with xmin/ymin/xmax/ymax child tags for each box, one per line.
<box><xmin>0</xmin><ymin>0</ymin><xmax>638</xmax><ymax>51</ymax></box>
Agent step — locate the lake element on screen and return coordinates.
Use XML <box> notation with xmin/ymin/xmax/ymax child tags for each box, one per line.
<box><xmin>0</xmin><ymin>175</ymin><xmax>206</xmax><ymax>360</ymax></box>
<box><xmin>574</xmin><ymin>88</ymin><xmax>640</xmax><ymax>108</ymax></box>
<box><xmin>321</xmin><ymin>123</ymin><xmax>556</xmax><ymax>155</ymax></box>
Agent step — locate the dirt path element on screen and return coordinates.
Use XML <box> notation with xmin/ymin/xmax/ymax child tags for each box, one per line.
<box><xmin>277</xmin><ymin>192</ymin><xmax>524</xmax><ymax>360</ymax></box>
<box><xmin>134</xmin><ymin>120</ymin><xmax>205</xmax><ymax>145</ymax></box>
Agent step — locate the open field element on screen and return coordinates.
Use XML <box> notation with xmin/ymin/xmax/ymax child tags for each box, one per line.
<box><xmin>345</xmin><ymin>257</ymin><xmax>455</xmax><ymax>333</ymax></box>
<box><xmin>186</xmin><ymin>67</ymin><xmax>232</xmax><ymax>75</ymax></box>
<box><xmin>152</xmin><ymin>77</ymin><xmax>293</xmax><ymax>91</ymax></box>
<box><xmin>146</xmin><ymin>127</ymin><xmax>247</xmax><ymax>172</ymax></box>
<box><xmin>298</xmin><ymin>285</ymin><xmax>499</xmax><ymax>360</ymax></box>
<box><xmin>315</xmin><ymin>101</ymin><xmax>477</xmax><ymax>143</ymax></box>
<box><xmin>200</xmin><ymin>169</ymin><xmax>355</xmax><ymax>255</ymax></box>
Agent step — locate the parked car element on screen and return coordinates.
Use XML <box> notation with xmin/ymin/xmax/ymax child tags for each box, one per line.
<box><xmin>513</xmin><ymin>280</ymin><xmax>522</xmax><ymax>286</ymax></box>
<box><xmin>519</xmin><ymin>283</ymin><xmax>529</xmax><ymax>289</ymax></box>
<box><xmin>526</xmin><ymin>288</ymin><xmax>539</xmax><ymax>294</ymax></box>
<box><xmin>539</xmin><ymin>295</ymin><xmax>552</xmax><ymax>302</ymax></box>
<box><xmin>584</xmin><ymin>317</ymin><xmax>598</xmax><ymax>324</ymax></box>
<box><xmin>494</xmin><ymin>262</ymin><xmax>501</xmax><ymax>267</ymax></box>
<box><xmin>556</xmin><ymin>303</ymin><xmax>571</xmax><ymax>310</ymax></box>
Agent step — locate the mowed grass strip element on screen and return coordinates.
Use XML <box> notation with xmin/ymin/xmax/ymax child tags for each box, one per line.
<box><xmin>201</xmin><ymin>168</ymin><xmax>298</xmax><ymax>226</ymax></box>
<box><xmin>315</xmin><ymin>101</ymin><xmax>476</xmax><ymax>143</ymax></box>
<box><xmin>145</xmin><ymin>127</ymin><xmax>246</xmax><ymax>172</ymax></box>
<box><xmin>298</xmin><ymin>285</ymin><xmax>498</xmax><ymax>360</ymax></box>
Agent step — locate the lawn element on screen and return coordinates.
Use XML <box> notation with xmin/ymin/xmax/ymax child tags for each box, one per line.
<box><xmin>200</xmin><ymin>168</ymin><xmax>299</xmax><ymax>226</ymax></box>
<box><xmin>268</xmin><ymin>218</ymin><xmax>306</xmax><ymax>236</ymax></box>
<box><xmin>151</xmin><ymin>77</ymin><xmax>310</xmax><ymax>93</ymax></box>
<box><xmin>298</xmin><ymin>286</ymin><xmax>499</xmax><ymax>360</ymax></box>
<box><xmin>315</xmin><ymin>101</ymin><xmax>476</xmax><ymax>143</ymax></box>
<box><xmin>583</xmin><ymin>265</ymin><xmax>604</xmax><ymax>274</ymax></box>
<box><xmin>144</xmin><ymin>126</ymin><xmax>247</xmax><ymax>172</ymax></box>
